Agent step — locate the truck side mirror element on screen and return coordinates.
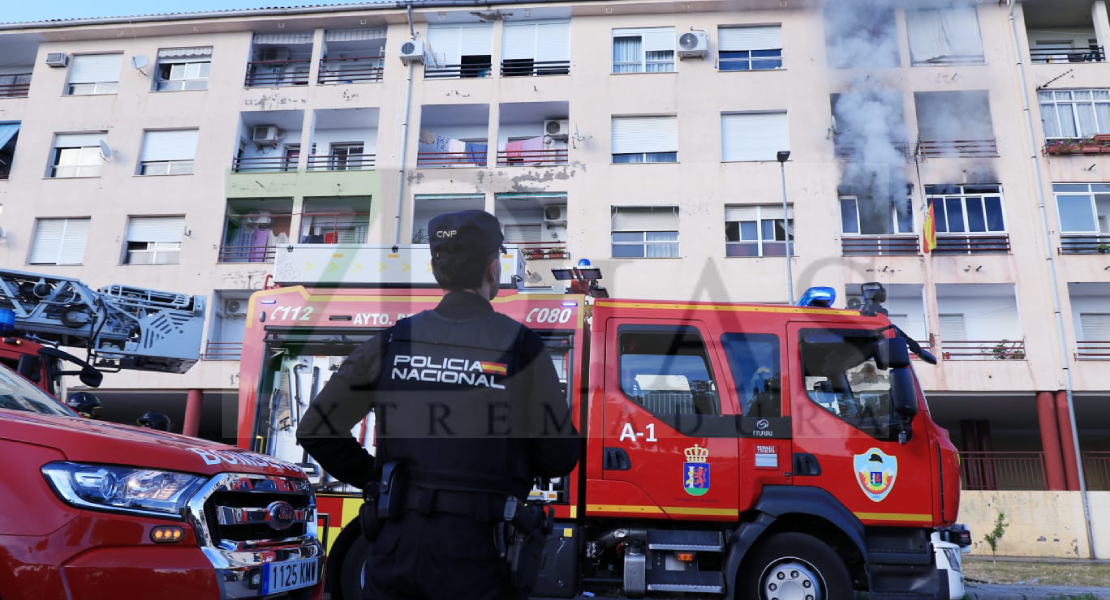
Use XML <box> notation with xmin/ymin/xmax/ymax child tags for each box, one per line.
<box><xmin>17</xmin><ymin>355</ymin><xmax>42</xmax><ymax>383</ymax></box>
<box><xmin>890</xmin><ymin>367</ymin><xmax>918</xmax><ymax>422</ymax></box>
<box><xmin>874</xmin><ymin>338</ymin><xmax>911</xmax><ymax>370</ymax></box>
<box><xmin>79</xmin><ymin>367</ymin><xmax>104</xmax><ymax>388</ymax></box>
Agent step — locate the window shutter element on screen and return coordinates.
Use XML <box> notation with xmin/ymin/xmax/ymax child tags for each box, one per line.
<box><xmin>502</xmin><ymin>23</ymin><xmax>536</xmax><ymax>60</ymax></box>
<box><xmin>158</xmin><ymin>47</ymin><xmax>212</xmax><ymax>59</ymax></box>
<box><xmin>141</xmin><ymin>130</ymin><xmax>199</xmax><ymax>162</ymax></box>
<box><xmin>939</xmin><ymin>314</ymin><xmax>967</xmax><ymax>342</ymax></box>
<box><xmin>58</xmin><ymin>219</ymin><xmax>91</xmax><ymax>265</ymax></box>
<box><xmin>68</xmin><ymin>54</ymin><xmax>122</xmax><ymax>84</ymax></box>
<box><xmin>1080</xmin><ymin>313</ymin><xmax>1110</xmax><ymax>340</ymax></box>
<box><xmin>725</xmin><ymin>206</ymin><xmax>758</xmax><ymax>221</ymax></box>
<box><xmin>719</xmin><ymin>26</ymin><xmax>782</xmax><ymax>51</ymax></box>
<box><xmin>460</xmin><ymin>24</ymin><xmax>493</xmax><ymax>56</ymax></box>
<box><xmin>535</xmin><ymin>22</ymin><xmax>571</xmax><ymax>62</ymax></box>
<box><xmin>324</xmin><ymin>28</ymin><xmax>387</xmax><ymax>42</ymax></box>
<box><xmin>54</xmin><ymin>132</ymin><xmax>106</xmax><ymax>148</ymax></box>
<box><xmin>612</xmin><ymin>207</ymin><xmax>678</xmax><ymax>231</ymax></box>
<box><xmin>722</xmin><ymin>112</ymin><xmax>789</xmax><ymax>161</ymax></box>
<box><xmin>428</xmin><ymin>26</ymin><xmax>463</xmax><ymax>65</ymax></box>
<box><xmin>612</xmin><ymin>116</ymin><xmax>678</xmax><ymax>154</ymax></box>
<box><xmin>30</xmin><ymin>219</ymin><xmax>65</xmax><ymax>264</ymax></box>
<box><xmin>126</xmin><ymin>217</ymin><xmax>185</xmax><ymax>243</ymax></box>
<box><xmin>642</xmin><ymin>28</ymin><xmax>675</xmax><ymax>52</ymax></box>
<box><xmin>252</xmin><ymin>33</ymin><xmax>313</xmax><ymax>45</ymax></box>
<box><xmin>504</xmin><ymin>224</ymin><xmax>543</xmax><ymax>243</ymax></box>
<box><xmin>759</xmin><ymin>205</ymin><xmax>794</xmax><ymax>220</ymax></box>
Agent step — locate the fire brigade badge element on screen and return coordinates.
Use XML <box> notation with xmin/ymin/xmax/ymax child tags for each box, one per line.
<box><xmin>683</xmin><ymin>444</ymin><xmax>710</xmax><ymax>496</ymax></box>
<box><xmin>854</xmin><ymin>448</ymin><xmax>897</xmax><ymax>502</ymax></box>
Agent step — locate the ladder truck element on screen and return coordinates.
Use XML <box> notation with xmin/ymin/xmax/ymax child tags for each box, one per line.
<box><xmin>0</xmin><ymin>268</ymin><xmax>207</xmax><ymax>398</ymax></box>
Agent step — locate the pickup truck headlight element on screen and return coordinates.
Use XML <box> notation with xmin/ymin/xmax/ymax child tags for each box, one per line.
<box><xmin>42</xmin><ymin>462</ymin><xmax>207</xmax><ymax>518</ymax></box>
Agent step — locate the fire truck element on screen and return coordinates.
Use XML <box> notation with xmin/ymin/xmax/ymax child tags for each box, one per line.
<box><xmin>235</xmin><ymin>245</ymin><xmax>970</xmax><ymax>600</ymax></box>
<box><xmin>0</xmin><ymin>268</ymin><xmax>326</xmax><ymax>599</ymax></box>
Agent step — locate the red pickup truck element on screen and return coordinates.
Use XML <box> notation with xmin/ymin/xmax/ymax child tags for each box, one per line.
<box><xmin>0</xmin><ymin>362</ymin><xmax>324</xmax><ymax>600</ymax></box>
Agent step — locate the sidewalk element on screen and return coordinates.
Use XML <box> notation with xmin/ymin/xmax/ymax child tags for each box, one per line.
<box><xmin>966</xmin><ymin>582</ymin><xmax>1110</xmax><ymax>600</ymax></box>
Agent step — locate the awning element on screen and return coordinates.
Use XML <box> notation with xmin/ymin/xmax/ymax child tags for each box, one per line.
<box><xmin>0</xmin><ymin>123</ymin><xmax>19</xmax><ymax>150</ymax></box>
<box><xmin>158</xmin><ymin>47</ymin><xmax>213</xmax><ymax>59</ymax></box>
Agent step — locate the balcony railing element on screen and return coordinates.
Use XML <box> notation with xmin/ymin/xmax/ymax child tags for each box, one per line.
<box><xmin>425</xmin><ymin>62</ymin><xmax>493</xmax><ymax>79</ymax></box>
<box><xmin>960</xmin><ymin>451</ymin><xmax>1047</xmax><ymax>491</ymax></box>
<box><xmin>834</xmin><ymin>141</ymin><xmax>912</xmax><ymax>160</ymax></box>
<box><xmin>318</xmin><ymin>56</ymin><xmax>384</xmax><ymax>84</ymax></box>
<box><xmin>203</xmin><ymin>341</ymin><xmax>243</xmax><ymax>361</ymax></box>
<box><xmin>1059</xmin><ymin>233</ymin><xmax>1110</xmax><ymax>254</ymax></box>
<box><xmin>941</xmin><ymin>339</ymin><xmax>1026</xmax><ymax>361</ymax></box>
<box><xmin>244</xmin><ymin>59</ymin><xmax>311</xmax><ymax>87</ymax></box>
<box><xmin>1030</xmin><ymin>46</ymin><xmax>1105</xmax><ymax>64</ymax></box>
<box><xmin>841</xmin><ymin>235</ymin><xmax>920</xmax><ymax>256</ymax></box>
<box><xmin>932</xmin><ymin>234</ymin><xmax>1010</xmax><ymax>254</ymax></box>
<box><xmin>1084</xmin><ymin>452</ymin><xmax>1110</xmax><ymax>491</ymax></box>
<box><xmin>0</xmin><ymin>82</ymin><xmax>30</xmax><ymax>98</ymax></box>
<box><xmin>916</xmin><ymin>139</ymin><xmax>999</xmax><ymax>158</ymax></box>
<box><xmin>495</xmin><ymin>148</ymin><xmax>568</xmax><ymax>167</ymax></box>
<box><xmin>417</xmin><ymin>151</ymin><xmax>487</xmax><ymax>167</ymax></box>
<box><xmin>1045</xmin><ymin>136</ymin><xmax>1110</xmax><ymax>155</ymax></box>
<box><xmin>232</xmin><ymin>157</ymin><xmax>298</xmax><ymax>173</ymax></box>
<box><xmin>299</xmin><ymin>211</ymin><xmax>371</xmax><ymax>244</ymax></box>
<box><xmin>1076</xmin><ymin>340</ymin><xmax>1110</xmax><ymax>360</ymax></box>
<box><xmin>513</xmin><ymin>242</ymin><xmax>570</xmax><ymax>261</ymax></box>
<box><xmin>306</xmin><ymin>153</ymin><xmax>376</xmax><ymax>171</ymax></box>
<box><xmin>501</xmin><ymin>59</ymin><xmax>570</xmax><ymax>77</ymax></box>
<box><xmin>218</xmin><ymin>244</ymin><xmax>277</xmax><ymax>263</ymax></box>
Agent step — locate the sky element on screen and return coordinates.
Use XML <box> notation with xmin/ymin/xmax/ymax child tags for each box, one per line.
<box><xmin>2</xmin><ymin>1</ymin><xmax>371</xmax><ymax>24</ymax></box>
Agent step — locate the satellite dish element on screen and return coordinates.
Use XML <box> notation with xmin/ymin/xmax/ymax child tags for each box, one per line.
<box><xmin>131</xmin><ymin>55</ymin><xmax>149</xmax><ymax>76</ymax></box>
<box><xmin>99</xmin><ymin>140</ymin><xmax>112</xmax><ymax>162</ymax></box>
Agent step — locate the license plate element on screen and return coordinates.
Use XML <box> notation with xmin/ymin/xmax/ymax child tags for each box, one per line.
<box><xmin>262</xmin><ymin>557</ymin><xmax>319</xmax><ymax>595</ymax></box>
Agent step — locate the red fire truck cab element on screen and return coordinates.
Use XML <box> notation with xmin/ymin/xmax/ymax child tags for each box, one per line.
<box><xmin>235</xmin><ymin>264</ymin><xmax>970</xmax><ymax>600</ymax></box>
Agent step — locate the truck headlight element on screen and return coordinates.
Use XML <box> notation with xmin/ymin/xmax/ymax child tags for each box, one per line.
<box><xmin>42</xmin><ymin>462</ymin><xmax>206</xmax><ymax>518</ymax></box>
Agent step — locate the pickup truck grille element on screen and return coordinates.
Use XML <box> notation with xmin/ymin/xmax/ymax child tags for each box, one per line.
<box><xmin>192</xmin><ymin>474</ymin><xmax>316</xmax><ymax>548</ymax></box>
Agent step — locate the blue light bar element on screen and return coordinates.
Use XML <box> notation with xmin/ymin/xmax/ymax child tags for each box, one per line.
<box><xmin>261</xmin><ymin>299</ymin><xmax>277</xmax><ymax>305</ymax></box>
<box><xmin>0</xmin><ymin>308</ymin><xmax>14</xmax><ymax>334</ymax></box>
<box><xmin>561</xmin><ymin>301</ymin><xmax>578</xmax><ymax>307</ymax></box>
<box><xmin>798</xmin><ymin>287</ymin><xmax>837</xmax><ymax>308</ymax></box>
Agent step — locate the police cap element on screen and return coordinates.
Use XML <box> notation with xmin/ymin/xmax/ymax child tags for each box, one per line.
<box><xmin>428</xmin><ymin>210</ymin><xmax>505</xmax><ymax>259</ymax></box>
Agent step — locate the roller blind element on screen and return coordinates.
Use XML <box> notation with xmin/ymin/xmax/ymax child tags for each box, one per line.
<box><xmin>536</xmin><ymin>22</ymin><xmax>571</xmax><ymax>62</ymax></box>
<box><xmin>503</xmin><ymin>24</ymin><xmax>535</xmax><ymax>60</ymax></box>
<box><xmin>760</xmin><ymin>205</ymin><xmax>794</xmax><ymax>220</ymax></box>
<box><xmin>939</xmin><ymin>314</ymin><xmax>967</xmax><ymax>342</ymax></box>
<box><xmin>612</xmin><ymin>206</ymin><xmax>678</xmax><ymax>231</ymax></box>
<box><xmin>325</xmin><ymin>28</ymin><xmax>387</xmax><ymax>42</ymax></box>
<box><xmin>158</xmin><ymin>47</ymin><xmax>212</xmax><ymax>59</ymax></box>
<box><xmin>725</xmin><ymin>205</ymin><xmax>793</xmax><ymax>221</ymax></box>
<box><xmin>906</xmin><ymin>7</ymin><xmax>984</xmax><ymax>64</ymax></box>
<box><xmin>126</xmin><ymin>217</ymin><xmax>185</xmax><ymax>243</ymax></box>
<box><xmin>504</xmin><ymin>224</ymin><xmax>543</xmax><ymax>243</ymax></box>
<box><xmin>719</xmin><ymin>26</ymin><xmax>782</xmax><ymax>51</ymax></box>
<box><xmin>612</xmin><ymin>116</ymin><xmax>677</xmax><ymax>154</ymax></box>
<box><xmin>615</xmin><ymin>27</ymin><xmax>674</xmax><ymax>52</ymax></box>
<box><xmin>722</xmin><ymin>112</ymin><xmax>789</xmax><ymax>161</ymax></box>
<box><xmin>30</xmin><ymin>218</ymin><xmax>90</xmax><ymax>265</ymax></box>
<box><xmin>140</xmin><ymin>130</ymin><xmax>199</xmax><ymax>162</ymax></box>
<box><xmin>68</xmin><ymin>54</ymin><xmax>121</xmax><ymax>84</ymax></box>
<box><xmin>1080</xmin><ymin>313</ymin><xmax>1110</xmax><ymax>340</ymax></box>
<box><xmin>460</xmin><ymin>25</ymin><xmax>493</xmax><ymax>56</ymax></box>
<box><xmin>253</xmin><ymin>32</ymin><xmax>313</xmax><ymax>45</ymax></box>
<box><xmin>54</xmin><ymin>132</ymin><xmax>106</xmax><ymax>148</ymax></box>
<box><xmin>428</xmin><ymin>26</ymin><xmax>462</xmax><ymax>65</ymax></box>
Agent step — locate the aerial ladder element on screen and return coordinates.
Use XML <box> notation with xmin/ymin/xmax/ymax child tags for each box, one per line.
<box><xmin>0</xmin><ymin>268</ymin><xmax>206</xmax><ymax>375</ymax></box>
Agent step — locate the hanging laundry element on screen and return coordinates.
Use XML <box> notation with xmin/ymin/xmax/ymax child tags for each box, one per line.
<box><xmin>465</xmin><ymin>142</ymin><xmax>488</xmax><ymax>165</ymax></box>
<box><xmin>505</xmin><ymin>140</ymin><xmax>525</xmax><ymax>160</ymax></box>
<box><xmin>521</xmin><ymin>136</ymin><xmax>545</xmax><ymax>165</ymax></box>
<box><xmin>419</xmin><ymin>129</ymin><xmax>436</xmax><ymax>144</ymax></box>
<box><xmin>434</xmin><ymin>134</ymin><xmax>451</xmax><ymax>152</ymax></box>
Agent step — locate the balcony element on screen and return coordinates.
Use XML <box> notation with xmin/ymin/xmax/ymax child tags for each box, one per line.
<box><xmin>307</xmin><ymin>153</ymin><xmax>375</xmax><ymax>170</ymax></box>
<box><xmin>960</xmin><ymin>451</ymin><xmax>1047</xmax><ymax>491</ymax></box>
<box><xmin>502</xmin><ymin>60</ymin><xmax>570</xmax><ymax>77</ymax></box>
<box><xmin>1060</xmin><ymin>233</ymin><xmax>1110</xmax><ymax>254</ymax></box>
<box><xmin>1069</xmin><ymin>282</ymin><xmax>1110</xmax><ymax>360</ymax></box>
<box><xmin>202</xmin><ymin>341</ymin><xmax>243</xmax><ymax>361</ymax></box>
<box><xmin>1031</xmin><ymin>45</ymin><xmax>1105</xmax><ymax>63</ymax></box>
<box><xmin>232</xmin><ymin>156</ymin><xmax>296</xmax><ymax>173</ymax></box>
<box><xmin>1086</xmin><ymin>452</ymin><xmax>1110</xmax><ymax>490</ymax></box>
<box><xmin>841</xmin><ymin>235</ymin><xmax>919</xmax><ymax>256</ymax></box>
<box><xmin>495</xmin><ymin>193</ymin><xmax>569</xmax><ymax>286</ymax></box>
<box><xmin>217</xmin><ymin>244</ymin><xmax>277</xmax><ymax>263</ymax></box>
<box><xmin>1025</xmin><ymin>2</ymin><xmax>1105</xmax><ymax>65</ymax></box>
<box><xmin>417</xmin><ymin>104</ymin><xmax>489</xmax><ymax>168</ymax></box>
<box><xmin>941</xmin><ymin>339</ymin><xmax>1026</xmax><ymax>361</ymax></box>
<box><xmin>245</xmin><ymin>59</ymin><xmax>311</xmax><ymax>87</ymax></box>
<box><xmin>517</xmin><ymin>243</ymin><xmax>570</xmax><ymax>260</ymax></box>
<box><xmin>412</xmin><ymin>194</ymin><xmax>485</xmax><ymax>243</ymax></box>
<box><xmin>1076</xmin><ymin>340</ymin><xmax>1110</xmax><ymax>359</ymax></box>
<box><xmin>916</xmin><ymin>139</ymin><xmax>998</xmax><ymax>158</ymax></box>
<box><xmin>219</xmin><ymin>198</ymin><xmax>293</xmax><ymax>264</ymax></box>
<box><xmin>496</xmin><ymin>102</ymin><xmax>570</xmax><ymax>168</ymax></box>
<box><xmin>317</xmin><ymin>56</ymin><xmax>383</xmax><ymax>84</ymax></box>
<box><xmin>307</xmin><ymin>108</ymin><xmax>379</xmax><ymax>172</ymax></box>
<box><xmin>1045</xmin><ymin>136</ymin><xmax>1110</xmax><ymax>155</ymax></box>
<box><xmin>299</xmin><ymin>197</ymin><xmax>371</xmax><ymax>244</ymax></box>
<box><xmin>245</xmin><ymin>33</ymin><xmax>314</xmax><ymax>87</ymax></box>
<box><xmin>234</xmin><ymin>110</ymin><xmax>303</xmax><ymax>173</ymax></box>
<box><xmin>915</xmin><ymin>91</ymin><xmax>997</xmax><ymax>158</ymax></box>
<box><xmin>0</xmin><ymin>75</ymin><xmax>30</xmax><ymax>99</ymax></box>
<box><xmin>932</xmin><ymin>233</ymin><xmax>1011</xmax><ymax>254</ymax></box>
<box><xmin>496</xmin><ymin>148</ymin><xmax>567</xmax><ymax>167</ymax></box>
<box><xmin>318</xmin><ymin>27</ymin><xmax>387</xmax><ymax>85</ymax></box>
<box><xmin>936</xmin><ymin>283</ymin><xmax>1024</xmax><ymax>362</ymax></box>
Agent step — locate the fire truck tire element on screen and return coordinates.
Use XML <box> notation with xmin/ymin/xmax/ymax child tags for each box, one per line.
<box><xmin>327</xmin><ymin>522</ymin><xmax>370</xmax><ymax>600</ymax></box>
<box><xmin>736</xmin><ymin>532</ymin><xmax>852</xmax><ymax>600</ymax></box>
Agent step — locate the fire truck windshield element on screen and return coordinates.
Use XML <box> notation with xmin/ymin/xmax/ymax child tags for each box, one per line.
<box><xmin>0</xmin><ymin>364</ymin><xmax>74</xmax><ymax>416</ymax></box>
<box><xmin>800</xmin><ymin>329</ymin><xmax>900</xmax><ymax>440</ymax></box>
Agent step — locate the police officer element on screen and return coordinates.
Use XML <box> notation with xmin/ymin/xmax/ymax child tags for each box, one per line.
<box><xmin>297</xmin><ymin>210</ymin><xmax>579</xmax><ymax>600</ymax></box>
<box><xmin>66</xmin><ymin>392</ymin><xmax>101</xmax><ymax>419</ymax></box>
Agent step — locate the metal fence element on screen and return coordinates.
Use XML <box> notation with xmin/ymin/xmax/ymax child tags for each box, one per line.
<box><xmin>1085</xmin><ymin>452</ymin><xmax>1110</xmax><ymax>491</ymax></box>
<box><xmin>932</xmin><ymin>234</ymin><xmax>1011</xmax><ymax>255</ymax></box>
<box><xmin>317</xmin><ymin>56</ymin><xmax>384</xmax><ymax>84</ymax></box>
<box><xmin>514</xmin><ymin>242</ymin><xmax>570</xmax><ymax>261</ymax></box>
<box><xmin>841</xmin><ymin>235</ymin><xmax>919</xmax><ymax>256</ymax></box>
<box><xmin>917</xmin><ymin>139</ymin><xmax>999</xmax><ymax>158</ymax></box>
<box><xmin>218</xmin><ymin>245</ymin><xmax>276</xmax><ymax>263</ymax></box>
<box><xmin>424</xmin><ymin>62</ymin><xmax>492</xmax><ymax>79</ymax></box>
<box><xmin>203</xmin><ymin>341</ymin><xmax>243</xmax><ymax>361</ymax></box>
<box><xmin>0</xmin><ymin>82</ymin><xmax>30</xmax><ymax>98</ymax></box>
<box><xmin>960</xmin><ymin>451</ymin><xmax>1047</xmax><ymax>491</ymax></box>
<box><xmin>1030</xmin><ymin>46</ymin><xmax>1105</xmax><ymax>64</ymax></box>
<box><xmin>501</xmin><ymin>60</ymin><xmax>570</xmax><ymax>77</ymax></box>
<box><xmin>941</xmin><ymin>339</ymin><xmax>1026</xmax><ymax>361</ymax></box>
<box><xmin>1076</xmin><ymin>341</ymin><xmax>1110</xmax><ymax>360</ymax></box>
<box><xmin>232</xmin><ymin>157</ymin><xmax>297</xmax><ymax>173</ymax></box>
<box><xmin>417</xmin><ymin>150</ymin><xmax>487</xmax><ymax>167</ymax></box>
<box><xmin>1059</xmin><ymin>234</ymin><xmax>1110</xmax><ymax>254</ymax></box>
<box><xmin>306</xmin><ymin>154</ymin><xmax>376</xmax><ymax>171</ymax></box>
<box><xmin>244</xmin><ymin>59</ymin><xmax>311</xmax><ymax>87</ymax></box>
<box><xmin>495</xmin><ymin>148</ymin><xmax>568</xmax><ymax>167</ymax></box>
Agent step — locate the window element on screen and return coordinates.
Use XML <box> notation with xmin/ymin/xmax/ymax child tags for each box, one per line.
<box><xmin>725</xmin><ymin>205</ymin><xmax>793</xmax><ymax>257</ymax></box>
<box><xmin>29</xmin><ymin>218</ymin><xmax>90</xmax><ymax>265</ymax></box>
<box><xmin>612</xmin><ymin>206</ymin><xmax>679</xmax><ymax>258</ymax></box>
<box><xmin>0</xmin><ymin>122</ymin><xmax>18</xmax><ymax>180</ymax></box>
<box><xmin>612</xmin><ymin>116</ymin><xmax>677</xmax><ymax>163</ymax></box>
<box><xmin>926</xmin><ymin>185</ymin><xmax>1006</xmax><ymax>234</ymax></box>
<box><xmin>719</xmin><ymin>26</ymin><xmax>782</xmax><ymax>71</ymax></box>
<box><xmin>427</xmin><ymin>24</ymin><xmax>493</xmax><ymax>78</ymax></box>
<box><xmin>124</xmin><ymin>217</ymin><xmax>185</xmax><ymax>264</ymax></box>
<box><xmin>154</xmin><ymin>47</ymin><xmax>211</xmax><ymax>91</ymax></box>
<box><xmin>915</xmin><ymin>91</ymin><xmax>995</xmax><ymax>142</ymax></box>
<box><xmin>1054</xmin><ymin>183</ymin><xmax>1110</xmax><ymax>233</ymax></box>
<box><xmin>50</xmin><ymin>132</ymin><xmax>106</xmax><ymax>178</ymax></box>
<box><xmin>502</xmin><ymin>21</ymin><xmax>570</xmax><ymax>76</ymax></box>
<box><xmin>139</xmin><ymin>130</ymin><xmax>198</xmax><ymax>175</ymax></box>
<box><xmin>220</xmin><ymin>199</ymin><xmax>294</xmax><ymax>263</ymax></box>
<box><xmin>66</xmin><ymin>54</ymin><xmax>122</xmax><ymax>95</ymax></box>
<box><xmin>906</xmin><ymin>7</ymin><xmax>984</xmax><ymax>65</ymax></box>
<box><xmin>612</xmin><ymin>27</ymin><xmax>675</xmax><ymax>73</ymax></box>
<box><xmin>329</xmin><ymin>143</ymin><xmax>365</xmax><ymax>170</ymax></box>
<box><xmin>824</xmin><ymin>7</ymin><xmax>899</xmax><ymax>69</ymax></box>
<box><xmin>721</xmin><ymin>333</ymin><xmax>781</xmax><ymax>418</ymax></box>
<box><xmin>1039</xmin><ymin>90</ymin><xmax>1110</xmax><ymax>139</ymax></box>
<box><xmin>1080</xmin><ymin>313</ymin><xmax>1110</xmax><ymax>341</ymax></box>
<box><xmin>839</xmin><ymin>196</ymin><xmax>913</xmax><ymax>235</ymax></box>
<box><xmin>0</xmin><ymin>73</ymin><xmax>31</xmax><ymax>98</ymax></box>
<box><xmin>939</xmin><ymin>314</ymin><xmax>967</xmax><ymax>342</ymax></box>
<box><xmin>800</xmin><ymin>329</ymin><xmax>898</xmax><ymax>439</ymax></box>
<box><xmin>619</xmin><ymin>327</ymin><xmax>720</xmax><ymax>416</ymax></box>
<box><xmin>300</xmin><ymin>197</ymin><xmax>370</xmax><ymax>244</ymax></box>
<box><xmin>722</xmin><ymin>112</ymin><xmax>789</xmax><ymax>162</ymax></box>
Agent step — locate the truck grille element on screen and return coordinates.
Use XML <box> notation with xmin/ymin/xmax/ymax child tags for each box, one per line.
<box><xmin>193</xmin><ymin>474</ymin><xmax>316</xmax><ymax>548</ymax></box>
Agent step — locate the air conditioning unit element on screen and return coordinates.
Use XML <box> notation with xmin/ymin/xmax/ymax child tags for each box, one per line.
<box><xmin>224</xmin><ymin>299</ymin><xmax>247</xmax><ymax>318</ymax></box>
<box><xmin>246</xmin><ymin>209</ymin><xmax>273</xmax><ymax>228</ymax></box>
<box><xmin>678</xmin><ymin>31</ymin><xmax>709</xmax><ymax>59</ymax></box>
<box><xmin>252</xmin><ymin>125</ymin><xmax>282</xmax><ymax>146</ymax></box>
<box><xmin>544</xmin><ymin>204</ymin><xmax>568</xmax><ymax>226</ymax></box>
<box><xmin>399</xmin><ymin>39</ymin><xmax>425</xmax><ymax>65</ymax></box>
<box><xmin>45</xmin><ymin>53</ymin><xmax>69</xmax><ymax>68</ymax></box>
<box><xmin>260</xmin><ymin>46</ymin><xmax>292</xmax><ymax>62</ymax></box>
<box><xmin>544</xmin><ymin>120</ymin><xmax>570</xmax><ymax>142</ymax></box>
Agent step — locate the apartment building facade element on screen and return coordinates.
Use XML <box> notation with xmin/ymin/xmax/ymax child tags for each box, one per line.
<box><xmin>0</xmin><ymin>0</ymin><xmax>1108</xmax><ymax>512</ymax></box>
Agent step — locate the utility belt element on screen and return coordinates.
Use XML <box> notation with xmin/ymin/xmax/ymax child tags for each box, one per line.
<box><xmin>359</xmin><ymin>462</ymin><xmax>551</xmax><ymax>594</ymax></box>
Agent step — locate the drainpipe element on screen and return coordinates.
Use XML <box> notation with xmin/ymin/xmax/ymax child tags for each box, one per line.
<box><xmin>393</xmin><ymin>3</ymin><xmax>417</xmax><ymax>246</ymax></box>
<box><xmin>1008</xmin><ymin>1</ymin><xmax>1095</xmax><ymax>558</ymax></box>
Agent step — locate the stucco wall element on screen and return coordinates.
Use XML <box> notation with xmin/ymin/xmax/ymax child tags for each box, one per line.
<box><xmin>960</xmin><ymin>490</ymin><xmax>1110</xmax><ymax>559</ymax></box>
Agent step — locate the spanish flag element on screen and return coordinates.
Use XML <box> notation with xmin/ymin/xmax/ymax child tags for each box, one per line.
<box><xmin>479</xmin><ymin>361</ymin><xmax>507</xmax><ymax>376</ymax></box>
<box><xmin>922</xmin><ymin>201</ymin><xmax>937</xmax><ymax>254</ymax></box>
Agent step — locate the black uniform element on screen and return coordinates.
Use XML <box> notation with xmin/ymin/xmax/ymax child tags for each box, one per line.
<box><xmin>297</xmin><ymin>290</ymin><xmax>580</xmax><ymax>600</ymax></box>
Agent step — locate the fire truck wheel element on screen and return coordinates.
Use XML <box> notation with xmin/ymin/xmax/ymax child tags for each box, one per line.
<box><xmin>736</xmin><ymin>532</ymin><xmax>852</xmax><ymax>600</ymax></box>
